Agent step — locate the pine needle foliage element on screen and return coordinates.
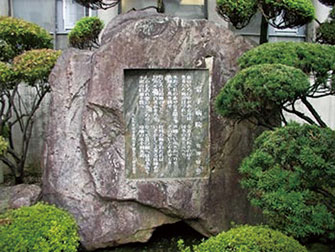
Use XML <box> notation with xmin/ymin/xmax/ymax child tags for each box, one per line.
<box><xmin>216</xmin><ymin>0</ymin><xmax>315</xmax><ymax>30</ymax></box>
<box><xmin>215</xmin><ymin>64</ymin><xmax>310</xmax><ymax>128</ymax></box>
<box><xmin>69</xmin><ymin>16</ymin><xmax>104</xmax><ymax>50</ymax></box>
<box><xmin>239</xmin><ymin>124</ymin><xmax>335</xmax><ymax>241</ymax></box>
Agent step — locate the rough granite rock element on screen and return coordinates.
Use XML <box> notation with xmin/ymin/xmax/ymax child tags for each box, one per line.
<box><xmin>0</xmin><ymin>184</ymin><xmax>41</xmax><ymax>213</ymax></box>
<box><xmin>43</xmin><ymin>11</ymin><xmax>263</xmax><ymax>250</ymax></box>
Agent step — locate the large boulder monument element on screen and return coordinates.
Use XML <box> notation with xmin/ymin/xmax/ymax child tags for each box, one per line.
<box><xmin>43</xmin><ymin>11</ymin><xmax>262</xmax><ymax>250</ymax></box>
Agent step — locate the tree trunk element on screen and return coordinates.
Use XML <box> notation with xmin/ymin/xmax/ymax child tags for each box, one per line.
<box><xmin>15</xmin><ymin>175</ymin><xmax>23</xmax><ymax>185</ymax></box>
<box><xmin>260</xmin><ymin>15</ymin><xmax>268</xmax><ymax>44</ymax></box>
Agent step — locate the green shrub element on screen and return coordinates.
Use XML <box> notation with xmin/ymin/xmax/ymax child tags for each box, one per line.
<box><xmin>0</xmin><ymin>61</ymin><xmax>16</xmax><ymax>88</ymax></box>
<box><xmin>318</xmin><ymin>0</ymin><xmax>335</xmax><ymax>6</ymax></box>
<box><xmin>1</xmin><ymin>49</ymin><xmax>60</xmax><ymax>184</ymax></box>
<box><xmin>0</xmin><ymin>136</ymin><xmax>8</xmax><ymax>155</ymax></box>
<box><xmin>0</xmin><ymin>18</ymin><xmax>57</xmax><ymax>184</ymax></box>
<box><xmin>232</xmin><ymin>42</ymin><xmax>334</xmax><ymax>128</ymax></box>
<box><xmin>258</xmin><ymin>0</ymin><xmax>315</xmax><ymax>28</ymax></box>
<box><xmin>238</xmin><ymin>42</ymin><xmax>335</xmax><ymax>89</ymax></box>
<box><xmin>216</xmin><ymin>0</ymin><xmax>258</xmax><ymax>29</ymax></box>
<box><xmin>216</xmin><ymin>0</ymin><xmax>314</xmax><ymax>30</ymax></box>
<box><xmin>0</xmin><ymin>16</ymin><xmax>52</xmax><ymax>58</ymax></box>
<box><xmin>329</xmin><ymin>7</ymin><xmax>335</xmax><ymax>20</ymax></box>
<box><xmin>0</xmin><ymin>39</ymin><xmax>15</xmax><ymax>62</ymax></box>
<box><xmin>239</xmin><ymin>123</ymin><xmax>335</xmax><ymax>241</ymax></box>
<box><xmin>13</xmin><ymin>49</ymin><xmax>61</xmax><ymax>85</ymax></box>
<box><xmin>178</xmin><ymin>225</ymin><xmax>307</xmax><ymax>252</ymax></box>
<box><xmin>317</xmin><ymin>21</ymin><xmax>335</xmax><ymax>45</ymax></box>
<box><xmin>215</xmin><ymin>64</ymin><xmax>309</xmax><ymax>125</ymax></box>
<box><xmin>313</xmin><ymin>5</ymin><xmax>335</xmax><ymax>45</ymax></box>
<box><xmin>0</xmin><ymin>202</ymin><xmax>80</xmax><ymax>252</ymax></box>
<box><xmin>68</xmin><ymin>16</ymin><xmax>104</xmax><ymax>50</ymax></box>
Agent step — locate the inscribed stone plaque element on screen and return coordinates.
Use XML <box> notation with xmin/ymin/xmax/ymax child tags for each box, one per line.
<box><xmin>124</xmin><ymin>69</ymin><xmax>210</xmax><ymax>179</ymax></box>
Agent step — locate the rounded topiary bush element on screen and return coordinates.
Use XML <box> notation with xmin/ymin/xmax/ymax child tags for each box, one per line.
<box><xmin>240</xmin><ymin>123</ymin><xmax>335</xmax><ymax>241</ymax></box>
<box><xmin>68</xmin><ymin>16</ymin><xmax>104</xmax><ymax>50</ymax></box>
<box><xmin>0</xmin><ymin>16</ymin><xmax>52</xmax><ymax>57</ymax></box>
<box><xmin>13</xmin><ymin>49</ymin><xmax>61</xmax><ymax>85</ymax></box>
<box><xmin>238</xmin><ymin>42</ymin><xmax>335</xmax><ymax>87</ymax></box>
<box><xmin>0</xmin><ymin>202</ymin><xmax>80</xmax><ymax>252</ymax></box>
<box><xmin>216</xmin><ymin>0</ymin><xmax>258</xmax><ymax>29</ymax></box>
<box><xmin>178</xmin><ymin>225</ymin><xmax>307</xmax><ymax>252</ymax></box>
<box><xmin>215</xmin><ymin>63</ymin><xmax>310</xmax><ymax>123</ymax></box>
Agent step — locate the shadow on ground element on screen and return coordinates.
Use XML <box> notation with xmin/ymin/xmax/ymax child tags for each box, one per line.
<box><xmin>86</xmin><ymin>221</ymin><xmax>205</xmax><ymax>252</ymax></box>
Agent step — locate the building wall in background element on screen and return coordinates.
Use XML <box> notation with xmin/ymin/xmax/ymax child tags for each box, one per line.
<box><xmin>0</xmin><ymin>0</ymin><xmax>333</xmax><ymax>181</ymax></box>
<box><xmin>4</xmin><ymin>1</ymin><xmax>329</xmax><ymax>47</ymax></box>
<box><xmin>0</xmin><ymin>0</ymin><xmax>8</xmax><ymax>16</ymax></box>
<box><xmin>283</xmin><ymin>1</ymin><xmax>334</xmax><ymax>129</ymax></box>
<box><xmin>13</xmin><ymin>0</ymin><xmax>55</xmax><ymax>31</ymax></box>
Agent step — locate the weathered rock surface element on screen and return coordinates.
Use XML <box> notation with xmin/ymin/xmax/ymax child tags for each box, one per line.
<box><xmin>43</xmin><ymin>11</ymin><xmax>263</xmax><ymax>250</ymax></box>
<box><xmin>0</xmin><ymin>184</ymin><xmax>41</xmax><ymax>213</ymax></box>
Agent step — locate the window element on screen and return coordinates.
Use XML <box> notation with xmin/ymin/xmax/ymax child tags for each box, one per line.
<box><xmin>13</xmin><ymin>0</ymin><xmax>55</xmax><ymax>31</ymax></box>
<box><xmin>63</xmin><ymin>0</ymin><xmax>87</xmax><ymax>30</ymax></box>
<box><xmin>268</xmin><ymin>15</ymin><xmax>306</xmax><ymax>42</ymax></box>
<box><xmin>230</xmin><ymin>12</ymin><xmax>263</xmax><ymax>38</ymax></box>
<box><xmin>121</xmin><ymin>0</ymin><xmax>207</xmax><ymax>19</ymax></box>
<box><xmin>13</xmin><ymin>0</ymin><xmax>94</xmax><ymax>33</ymax></box>
<box><xmin>231</xmin><ymin>12</ymin><xmax>306</xmax><ymax>43</ymax></box>
<box><xmin>57</xmin><ymin>0</ymin><xmax>96</xmax><ymax>32</ymax></box>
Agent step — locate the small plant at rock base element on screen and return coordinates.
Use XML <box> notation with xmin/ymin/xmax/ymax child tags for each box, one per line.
<box><xmin>0</xmin><ymin>202</ymin><xmax>80</xmax><ymax>252</ymax></box>
<box><xmin>239</xmin><ymin>123</ymin><xmax>335</xmax><ymax>242</ymax></box>
<box><xmin>69</xmin><ymin>16</ymin><xmax>104</xmax><ymax>50</ymax></box>
<box><xmin>178</xmin><ymin>225</ymin><xmax>307</xmax><ymax>252</ymax></box>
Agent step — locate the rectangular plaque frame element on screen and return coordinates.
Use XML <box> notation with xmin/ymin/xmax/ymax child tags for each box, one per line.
<box><xmin>124</xmin><ymin>69</ymin><xmax>210</xmax><ymax>179</ymax></box>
